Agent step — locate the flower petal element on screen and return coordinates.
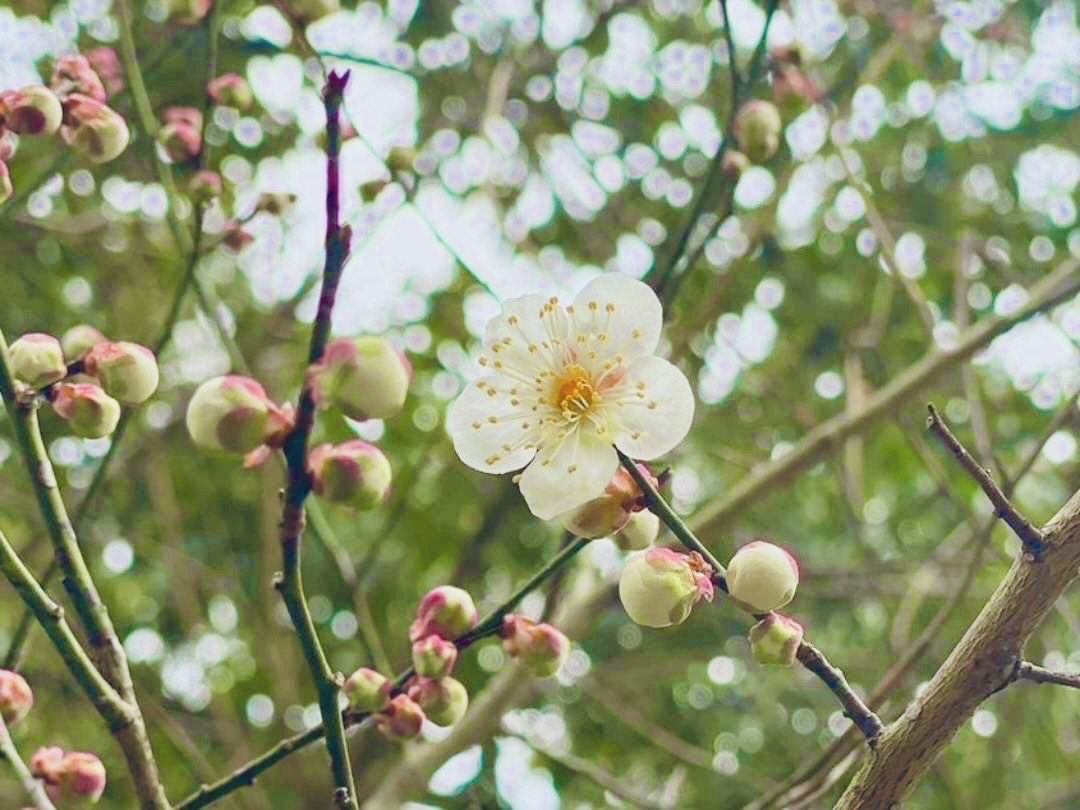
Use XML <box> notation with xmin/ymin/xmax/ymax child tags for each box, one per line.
<box><xmin>570</xmin><ymin>274</ymin><xmax>662</xmax><ymax>364</ymax></box>
<box><xmin>446</xmin><ymin>377</ymin><xmax>541</xmax><ymax>474</ymax></box>
<box><xmin>519</xmin><ymin>426</ymin><xmax>618</xmax><ymax>520</ymax></box>
<box><xmin>606</xmin><ymin>356</ymin><xmax>695</xmax><ymax>460</ymax></box>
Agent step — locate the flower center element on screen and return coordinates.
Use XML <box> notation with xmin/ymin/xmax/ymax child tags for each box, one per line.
<box><xmin>555</xmin><ymin>365</ymin><xmax>600</xmax><ymax>420</ymax></box>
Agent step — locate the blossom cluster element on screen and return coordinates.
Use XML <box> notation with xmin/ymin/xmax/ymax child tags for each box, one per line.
<box><xmin>344</xmin><ymin>586</ymin><xmax>570</xmax><ymax>740</ymax></box>
<box><xmin>8</xmin><ymin>327</ymin><xmax>158</xmax><ymax>438</ymax></box>
<box><xmin>0</xmin><ymin>53</ymin><xmax>129</xmax><ymax>204</ymax></box>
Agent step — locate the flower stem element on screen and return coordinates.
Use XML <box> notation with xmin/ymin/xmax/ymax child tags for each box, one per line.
<box><xmin>616</xmin><ymin>449</ymin><xmax>727</xmax><ymax>578</ymax></box>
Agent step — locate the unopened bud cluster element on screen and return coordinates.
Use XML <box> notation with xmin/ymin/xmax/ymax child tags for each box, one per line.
<box><xmin>1</xmin><ymin>671</ymin><xmax>109</xmax><ymax>802</ymax></box>
<box><xmin>7</xmin><ymin>328</ymin><xmax>158</xmax><ymax>439</ymax></box>
<box><xmin>0</xmin><ymin>52</ymin><xmax>129</xmax><ymax>202</ymax></box>
<box><xmin>347</xmin><ymin>585</ymin><xmax>570</xmax><ymax>741</ymax></box>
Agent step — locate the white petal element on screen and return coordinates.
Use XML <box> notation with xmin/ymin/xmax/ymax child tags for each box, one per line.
<box><xmin>483</xmin><ymin>293</ymin><xmax>570</xmax><ymax>378</ymax></box>
<box><xmin>570</xmin><ymin>274</ymin><xmax>662</xmax><ymax>364</ymax></box>
<box><xmin>447</xmin><ymin>377</ymin><xmax>541</xmax><ymax>474</ymax></box>
<box><xmin>606</xmin><ymin>356</ymin><xmax>695</xmax><ymax>460</ymax></box>
<box><xmin>519</xmin><ymin>426</ymin><xmax>618</xmax><ymax>520</ymax></box>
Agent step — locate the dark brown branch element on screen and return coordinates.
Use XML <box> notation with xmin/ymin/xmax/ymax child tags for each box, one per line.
<box><xmin>1014</xmin><ymin>661</ymin><xmax>1080</xmax><ymax>690</ymax></box>
<box><xmin>926</xmin><ymin>403</ymin><xmax>1045</xmax><ymax>556</ymax></box>
<box><xmin>795</xmin><ymin>641</ymin><xmax>884</xmax><ymax>743</ymax></box>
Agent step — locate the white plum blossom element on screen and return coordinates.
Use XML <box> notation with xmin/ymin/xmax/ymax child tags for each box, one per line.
<box><xmin>447</xmin><ymin>274</ymin><xmax>695</xmax><ymax>519</ymax></box>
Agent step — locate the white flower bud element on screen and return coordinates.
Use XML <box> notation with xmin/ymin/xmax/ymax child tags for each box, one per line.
<box><xmin>726</xmin><ymin>541</ymin><xmax>799</xmax><ymax>613</ymax></box>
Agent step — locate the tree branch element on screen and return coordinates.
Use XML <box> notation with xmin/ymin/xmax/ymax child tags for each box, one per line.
<box><xmin>1013</xmin><ymin>662</ymin><xmax>1080</xmax><ymax>690</ymax></box>
<box><xmin>0</xmin><ymin>331</ymin><xmax>169</xmax><ymax>809</ymax></box>
<box><xmin>0</xmin><ymin>715</ymin><xmax>57</xmax><ymax>810</ymax></box>
<box><xmin>271</xmin><ymin>68</ymin><xmax>358</xmax><ymax>810</ymax></box>
<box><xmin>835</xmin><ymin>485</ymin><xmax>1080</xmax><ymax>807</ymax></box>
<box><xmin>926</xmin><ymin>403</ymin><xmax>1045</xmax><ymax>556</ymax></box>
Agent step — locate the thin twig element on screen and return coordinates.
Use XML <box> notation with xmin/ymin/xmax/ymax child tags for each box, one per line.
<box><xmin>0</xmin><ymin>715</ymin><xmax>57</xmax><ymax>810</ymax></box>
<box><xmin>271</xmin><ymin>68</ymin><xmax>358</xmax><ymax>810</ymax></box>
<box><xmin>926</xmin><ymin>403</ymin><xmax>1045</xmax><ymax>556</ymax></box>
<box><xmin>1013</xmin><ymin>662</ymin><xmax>1080</xmax><ymax>690</ymax></box>
<box><xmin>615</xmin><ymin>450</ymin><xmax>882</xmax><ymax>742</ymax></box>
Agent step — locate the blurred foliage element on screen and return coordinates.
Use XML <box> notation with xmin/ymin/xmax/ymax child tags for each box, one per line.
<box><xmin>1</xmin><ymin>0</ymin><xmax>1079</xmax><ymax>808</ymax></box>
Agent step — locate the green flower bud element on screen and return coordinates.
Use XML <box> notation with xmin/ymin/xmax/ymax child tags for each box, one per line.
<box><xmin>409</xmin><ymin>586</ymin><xmax>478</xmax><ymax>643</ymax></box>
<box><xmin>501</xmin><ymin>615</ymin><xmax>570</xmax><ymax>678</ymax></box>
<box><xmin>614</xmin><ymin>509</ymin><xmax>660</xmax><ymax>551</ymax></box>
<box><xmin>408</xmin><ymin>677</ymin><xmax>468</xmax><ymax>727</ymax></box>
<box><xmin>8</xmin><ymin>333</ymin><xmax>67</xmax><ymax>387</ymax></box>
<box><xmin>749</xmin><ymin>614</ymin><xmax>804</xmax><ymax>667</ymax></box>
<box><xmin>185</xmin><ymin>375</ymin><xmax>290</xmax><ymax>454</ymax></box>
<box><xmin>374</xmin><ymin>694</ymin><xmax>425</xmax><ymax>741</ymax></box>
<box><xmin>309</xmin><ymin>441</ymin><xmax>392</xmax><ymax>510</ymax></box>
<box><xmin>618</xmin><ymin>548</ymin><xmax>715</xmax><ymax>628</ymax></box>
<box><xmin>61</xmin><ymin>95</ymin><xmax>129</xmax><ymax>163</ymax></box>
<box><xmin>733</xmin><ymin>100</ymin><xmax>783</xmax><ymax>164</ymax></box>
<box><xmin>0</xmin><ymin>86</ymin><xmax>63</xmax><ymax>136</ymax></box>
<box><xmin>84</xmin><ymin>341</ymin><xmax>159</xmax><ymax>405</ymax></box>
<box><xmin>726</xmin><ymin>541</ymin><xmax>799</xmax><ymax>613</ymax></box>
<box><xmin>51</xmin><ymin>384</ymin><xmax>121</xmax><ymax>439</ymax></box>
<box><xmin>721</xmin><ymin>149</ymin><xmax>751</xmax><ymax>180</ymax></box>
<box><xmin>287</xmin><ymin>0</ymin><xmax>340</xmax><ymax>22</ymax></box>
<box><xmin>166</xmin><ymin>0</ymin><xmax>211</xmax><ymax>25</ymax></box>
<box><xmin>60</xmin><ymin>325</ymin><xmax>106</xmax><ymax>363</ymax></box>
<box><xmin>308</xmin><ymin>336</ymin><xmax>411</xmax><ymax>421</ymax></box>
<box><xmin>342</xmin><ymin>667</ymin><xmax>390</xmax><ymax>713</ymax></box>
<box><xmin>412</xmin><ymin>635</ymin><xmax>457</xmax><ymax>679</ymax></box>
<box><xmin>0</xmin><ymin>669</ymin><xmax>33</xmax><ymax>726</ymax></box>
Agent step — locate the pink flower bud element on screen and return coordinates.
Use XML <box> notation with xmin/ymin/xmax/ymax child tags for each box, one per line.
<box><xmin>374</xmin><ymin>694</ymin><xmax>425</xmax><ymax>741</ymax></box>
<box><xmin>85</xmin><ymin>48</ymin><xmax>123</xmax><ymax>98</ymax></box>
<box><xmin>619</xmin><ymin>548</ymin><xmax>715</xmax><ymax>628</ymax></box>
<box><xmin>309</xmin><ymin>441</ymin><xmax>392</xmax><ymax>510</ymax></box>
<box><xmin>342</xmin><ymin>668</ymin><xmax>390</xmax><ymax>712</ymax></box>
<box><xmin>185</xmin><ymin>375</ymin><xmax>291</xmax><ymax>454</ymax></box>
<box><xmin>166</xmin><ymin>0</ymin><xmax>211</xmax><ymax>25</ymax></box>
<box><xmin>163</xmin><ymin>106</ymin><xmax>203</xmax><ymax>130</ymax></box>
<box><xmin>615</xmin><ymin>509</ymin><xmax>660</xmax><ymax>551</ymax></box>
<box><xmin>0</xmin><ymin>86</ymin><xmax>63</xmax><ymax>136</ymax></box>
<box><xmin>0</xmin><ymin>670</ymin><xmax>33</xmax><ymax>726</ymax></box>
<box><xmin>559</xmin><ymin>465</ymin><xmax>656</xmax><ymax>539</ymax></box>
<box><xmin>0</xmin><ymin>160</ymin><xmax>10</xmax><ymax>205</ymax></box>
<box><xmin>52</xmin><ymin>383</ymin><xmax>121</xmax><ymax>439</ymax></box>
<box><xmin>287</xmin><ymin>0</ymin><xmax>340</xmax><ymax>22</ymax></box>
<box><xmin>188</xmin><ymin>170</ymin><xmax>222</xmax><ymax>203</ymax></box>
<box><xmin>60</xmin><ymin>95</ymin><xmax>129</xmax><ymax>163</ymax></box>
<box><xmin>500</xmin><ymin>615</ymin><xmax>570</xmax><ymax>678</ymax></box>
<box><xmin>749</xmin><ymin>614</ymin><xmax>804</xmax><ymax>667</ymax></box>
<box><xmin>158</xmin><ymin>122</ymin><xmax>201</xmax><ymax>164</ymax></box>
<box><xmin>308</xmin><ymin>336</ymin><xmax>411</xmax><ymax>422</ymax></box>
<box><xmin>84</xmin><ymin>341</ymin><xmax>159</xmax><ymax>405</ymax></box>
<box><xmin>50</xmin><ymin>55</ymin><xmax>107</xmax><ymax>103</ymax></box>
<box><xmin>726</xmin><ymin>541</ymin><xmax>799</xmax><ymax>614</ymax></box>
<box><xmin>32</xmin><ymin>748</ymin><xmax>106</xmax><ymax>803</ymax></box>
<box><xmin>409</xmin><ymin>586</ymin><xmax>478</xmax><ymax>643</ymax></box>
<box><xmin>208</xmin><ymin>73</ymin><xmax>254</xmax><ymax>110</ymax></box>
<box><xmin>733</xmin><ymin>100</ymin><xmax>783</xmax><ymax>164</ymax></box>
<box><xmin>8</xmin><ymin>333</ymin><xmax>67</xmax><ymax>387</ymax></box>
<box><xmin>60</xmin><ymin>325</ymin><xmax>106</xmax><ymax>363</ymax></box>
<box><xmin>411</xmin><ymin>636</ymin><xmax>457</xmax><ymax>679</ymax></box>
<box><xmin>408</xmin><ymin>677</ymin><xmax>468</xmax><ymax>727</ymax></box>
